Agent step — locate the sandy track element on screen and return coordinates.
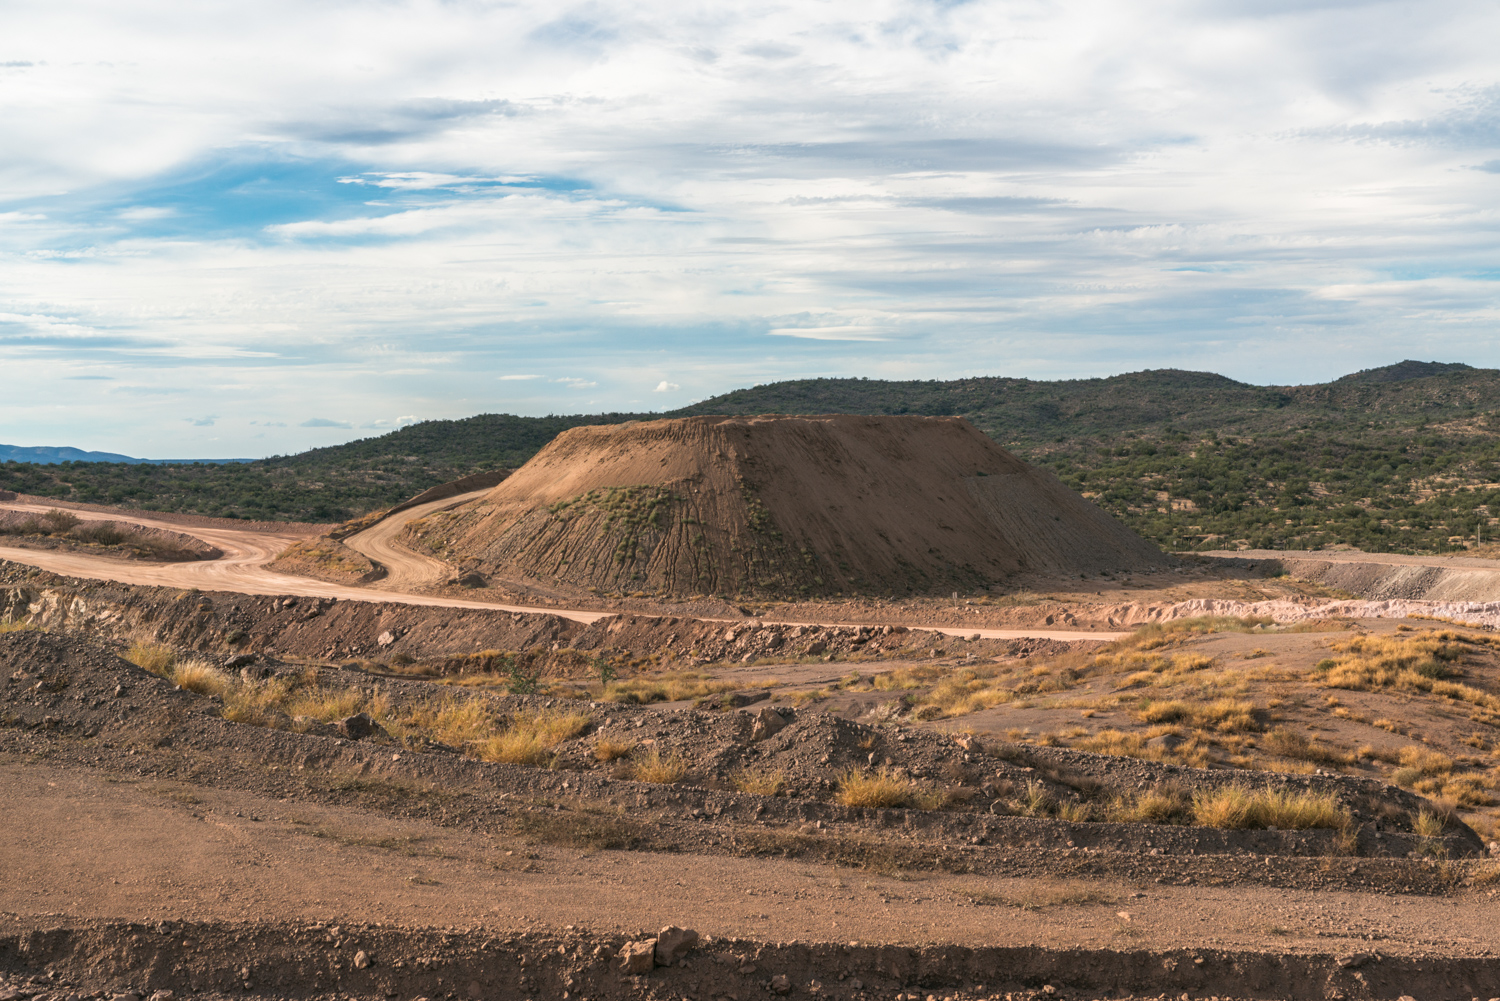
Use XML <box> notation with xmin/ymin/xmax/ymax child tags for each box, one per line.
<box><xmin>6</xmin><ymin>759</ymin><xmax>1496</xmax><ymax>958</ymax></box>
<box><xmin>342</xmin><ymin>489</ymin><xmax>492</xmax><ymax>591</ymax></box>
<box><xmin>0</xmin><ymin>500</ymin><xmax>1120</xmax><ymax>640</ymax></box>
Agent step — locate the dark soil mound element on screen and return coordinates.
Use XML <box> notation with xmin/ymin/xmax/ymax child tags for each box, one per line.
<box><xmin>418</xmin><ymin>415</ymin><xmax>1164</xmax><ymax>598</ymax></box>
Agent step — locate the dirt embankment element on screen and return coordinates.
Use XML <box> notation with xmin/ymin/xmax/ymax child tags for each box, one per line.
<box><xmin>415</xmin><ymin>415</ymin><xmax>1166</xmax><ymax>600</ymax></box>
<box><xmin>0</xmin><ymin>630</ymin><xmax>1480</xmax><ymax>864</ymax></box>
<box><xmin>0</xmin><ymin>509</ymin><xmax>222</xmax><ymax>563</ymax></box>
<box><xmin>0</xmin><ymin>562</ymin><xmax>1067</xmax><ymax>670</ymax></box>
<box><xmin>9</xmin><ymin>919</ymin><xmax>1500</xmax><ymax>1001</ymax></box>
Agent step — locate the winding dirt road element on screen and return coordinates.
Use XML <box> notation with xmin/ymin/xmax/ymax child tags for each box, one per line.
<box><xmin>342</xmin><ymin>489</ymin><xmax>492</xmax><ymax>591</ymax></box>
<box><xmin>0</xmin><ymin>498</ymin><xmax>1123</xmax><ymax>640</ymax></box>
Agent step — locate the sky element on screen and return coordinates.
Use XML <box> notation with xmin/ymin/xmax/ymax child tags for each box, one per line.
<box><xmin>2</xmin><ymin>0</ymin><xmax>1498</xmax><ymax>458</ymax></box>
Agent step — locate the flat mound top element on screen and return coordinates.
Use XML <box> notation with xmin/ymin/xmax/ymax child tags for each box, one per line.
<box><xmin>423</xmin><ymin>415</ymin><xmax>1162</xmax><ymax>597</ymax></box>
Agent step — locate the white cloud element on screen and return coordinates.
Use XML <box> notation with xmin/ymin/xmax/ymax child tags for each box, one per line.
<box><xmin>362</xmin><ymin>414</ymin><xmax>418</xmax><ymax>428</ymax></box>
<box><xmin>1</xmin><ymin>0</ymin><xmax>1498</xmax><ymax>454</ymax></box>
<box><xmin>653</xmin><ymin>380</ymin><xmax>679</xmax><ymax>392</ymax></box>
<box><xmin>300</xmin><ymin>417</ymin><xmax>353</xmax><ymax>428</ymax></box>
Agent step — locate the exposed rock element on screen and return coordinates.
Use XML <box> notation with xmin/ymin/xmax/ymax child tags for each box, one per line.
<box><xmin>353</xmin><ymin>950</ymin><xmax>371</xmax><ymax>970</ymax></box>
<box><xmin>751</xmin><ymin>707</ymin><xmax>787</xmax><ymax>741</ymax></box>
<box><xmin>336</xmin><ymin>712</ymin><xmax>388</xmax><ymax>741</ymax></box>
<box><xmin>1146</xmin><ymin>733</ymin><xmax>1185</xmax><ymax>751</ymax></box>
<box><xmin>618</xmin><ymin>939</ymin><xmax>657</xmax><ymax>975</ymax></box>
<box><xmin>770</xmin><ymin>974</ymin><xmax>792</xmax><ymax>995</ymax></box>
<box><xmin>654</xmin><ymin>926</ymin><xmax>699</xmax><ymax>966</ymax></box>
<box><xmin>377</xmin><ymin>631</ymin><xmax>396</xmax><ymax>648</ymax></box>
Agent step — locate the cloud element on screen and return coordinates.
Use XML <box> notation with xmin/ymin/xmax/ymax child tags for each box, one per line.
<box><xmin>653</xmin><ymin>380</ymin><xmax>680</xmax><ymax>392</ymax></box>
<box><xmin>185</xmin><ymin>416</ymin><xmax>217</xmax><ymax>427</ymax></box>
<box><xmin>299</xmin><ymin>418</ymin><xmax>353</xmax><ymax>428</ymax></box>
<box><xmin>362</xmin><ymin>415</ymin><xmax>418</xmax><ymax>428</ymax></box>
<box><xmin>767</xmin><ymin>327</ymin><xmax>890</xmax><ymax>342</ymax></box>
<box><xmin>3</xmin><ymin>0</ymin><xmax>1500</xmax><ymax>457</ymax></box>
<box><xmin>249</xmin><ymin>420</ymin><xmax>287</xmax><ymax>427</ymax></box>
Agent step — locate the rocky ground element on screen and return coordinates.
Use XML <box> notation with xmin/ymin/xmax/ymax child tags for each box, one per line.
<box><xmin>6</xmin><ymin>555</ymin><xmax>1500</xmax><ymax>998</ymax></box>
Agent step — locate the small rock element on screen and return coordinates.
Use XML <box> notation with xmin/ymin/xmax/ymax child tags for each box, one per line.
<box><xmin>770</xmin><ymin>974</ymin><xmax>791</xmax><ymax>995</ymax></box>
<box><xmin>848</xmin><ymin>980</ymin><xmax>862</xmax><ymax>991</ymax></box>
<box><xmin>377</xmin><ymin>631</ymin><xmax>396</xmax><ymax>648</ymax></box>
<box><xmin>654</xmin><ymin>926</ymin><xmax>698</xmax><ymax>966</ymax></box>
<box><xmin>738</xmin><ymin>964</ymin><xmax>757</xmax><ymax>975</ymax></box>
<box><xmin>111</xmin><ymin>994</ymin><xmax>139</xmax><ymax>1001</ymax></box>
<box><xmin>954</xmin><ymin>734</ymin><xmax>982</xmax><ymax>753</ymax></box>
<box><xmin>618</xmin><ymin>939</ymin><xmax>656</xmax><ymax>975</ymax></box>
<box><xmin>750</xmin><ymin>707</ymin><xmax>787</xmax><ymax>741</ymax></box>
<box><xmin>336</xmin><ymin>712</ymin><xmax>388</xmax><ymax>741</ymax></box>
<box><xmin>147</xmin><ymin>991</ymin><xmax>174</xmax><ymax>1001</ymax></box>
<box><xmin>1146</xmin><ymin>733</ymin><xmax>1185</xmax><ymax>751</ymax></box>
<box><xmin>353</xmin><ymin>950</ymin><xmax>371</xmax><ymax>970</ymax></box>
<box><xmin>1336</xmin><ymin>953</ymin><xmax>1373</xmax><ymax>969</ymax></box>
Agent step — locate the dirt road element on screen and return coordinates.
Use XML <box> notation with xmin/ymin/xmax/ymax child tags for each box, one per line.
<box><xmin>342</xmin><ymin>489</ymin><xmax>491</xmax><ymax>591</ymax></box>
<box><xmin>0</xmin><ymin>500</ymin><xmax>1121</xmax><ymax>640</ymax></box>
<box><xmin>6</xmin><ymin>759</ymin><xmax>1496</xmax><ymax>958</ymax></box>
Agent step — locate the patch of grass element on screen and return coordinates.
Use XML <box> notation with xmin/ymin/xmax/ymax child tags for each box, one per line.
<box><xmin>126</xmin><ymin>641</ymin><xmax>176</xmax><ymax>676</ymax></box>
<box><xmin>1106</xmin><ymin>786</ymin><xmax>1192</xmax><ymax>824</ymax></box>
<box><xmin>1412</xmin><ymin>808</ymin><xmax>1445</xmax><ymax>838</ymax></box>
<box><xmin>169</xmin><ymin>658</ymin><xmax>233</xmax><ymax>698</ymax></box>
<box><xmin>588</xmin><ymin>672</ymin><xmax>738</xmax><ymax>705</ymax></box>
<box><xmin>835</xmin><ymin>768</ymin><xmax>915</xmax><ymax>808</ymax></box>
<box><xmin>0</xmin><ymin>620</ymin><xmax>39</xmax><ymax>633</ymax></box>
<box><xmin>1135</xmin><ymin>697</ymin><xmax>1258</xmax><ymax>732</ymax></box>
<box><xmin>732</xmin><ymin>765</ymin><xmax>787</xmax><ymax>796</ymax></box>
<box><xmin>593</xmin><ymin>738</ymin><xmax>634</xmax><ymax>762</ymax></box>
<box><xmin>1263</xmin><ymin>728</ymin><xmax>1351</xmax><ymax>766</ymax></box>
<box><xmin>475</xmin><ymin>709</ymin><xmax>591</xmax><ymax>765</ymax></box>
<box><xmin>630</xmin><ymin>748</ymin><xmax>689</xmax><ymax>783</ymax></box>
<box><xmin>1191</xmin><ymin>784</ymin><xmax>1350</xmax><ymax>830</ymax></box>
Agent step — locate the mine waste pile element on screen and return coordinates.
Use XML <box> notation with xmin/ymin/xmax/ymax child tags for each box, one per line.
<box><xmin>405</xmin><ymin>414</ymin><xmax>1165</xmax><ymax>598</ymax></box>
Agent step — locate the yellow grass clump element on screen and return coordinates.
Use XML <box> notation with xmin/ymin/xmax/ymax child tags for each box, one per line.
<box><xmin>835</xmin><ymin>768</ymin><xmax>916</xmax><ymax>808</ymax></box>
<box><xmin>630</xmin><ymin>748</ymin><xmax>688</xmax><ymax>783</ymax></box>
<box><xmin>126</xmin><ymin>641</ymin><xmax>176</xmax><ymax>676</ymax></box>
<box><xmin>593</xmin><ymin>738</ymin><xmax>634</xmax><ymax>762</ymax></box>
<box><xmin>731</xmin><ymin>765</ymin><xmax>787</xmax><ymax>796</ymax></box>
<box><xmin>476</xmin><ymin>709</ymin><xmax>591</xmax><ymax>765</ymax></box>
<box><xmin>169</xmin><ymin>658</ymin><xmax>232</xmax><ymax>698</ymax></box>
<box><xmin>1191</xmin><ymin>785</ymin><xmax>1349</xmax><ymax>830</ymax></box>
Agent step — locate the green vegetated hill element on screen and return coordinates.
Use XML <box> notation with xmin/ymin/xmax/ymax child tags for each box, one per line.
<box><xmin>6</xmin><ymin>359</ymin><xmax>1500</xmax><ymax>554</ymax></box>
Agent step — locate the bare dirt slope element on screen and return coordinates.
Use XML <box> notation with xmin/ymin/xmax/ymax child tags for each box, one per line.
<box><xmin>417</xmin><ymin>415</ymin><xmax>1165</xmax><ymax>599</ymax></box>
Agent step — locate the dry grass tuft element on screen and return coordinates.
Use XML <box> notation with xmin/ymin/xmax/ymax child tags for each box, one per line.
<box><xmin>1411</xmin><ymin>808</ymin><xmax>1445</xmax><ymax>839</ymax></box>
<box><xmin>836</xmin><ymin>768</ymin><xmax>915</xmax><ymax>808</ymax></box>
<box><xmin>630</xmin><ymin>748</ymin><xmax>688</xmax><ymax>783</ymax></box>
<box><xmin>1191</xmin><ymin>784</ymin><xmax>1349</xmax><ymax>830</ymax></box>
<box><xmin>126</xmin><ymin>641</ymin><xmax>176</xmax><ymax>676</ymax></box>
<box><xmin>476</xmin><ymin>709</ymin><xmax>591</xmax><ymax>765</ymax></box>
<box><xmin>593</xmin><ymin>738</ymin><xmax>634</xmax><ymax>762</ymax></box>
<box><xmin>732</xmin><ymin>765</ymin><xmax>787</xmax><ymax>796</ymax></box>
<box><xmin>170</xmin><ymin>658</ymin><xmax>232</xmax><ymax>698</ymax></box>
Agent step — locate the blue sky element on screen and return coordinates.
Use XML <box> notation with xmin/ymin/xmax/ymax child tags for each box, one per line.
<box><xmin>1</xmin><ymin>0</ymin><xmax>1498</xmax><ymax>457</ymax></box>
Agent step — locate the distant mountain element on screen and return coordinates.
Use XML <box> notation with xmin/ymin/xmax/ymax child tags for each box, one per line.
<box><xmin>3</xmin><ymin>359</ymin><xmax>1499</xmax><ymax>540</ymax></box>
<box><xmin>0</xmin><ymin>444</ymin><xmax>252</xmax><ymax>466</ymax></box>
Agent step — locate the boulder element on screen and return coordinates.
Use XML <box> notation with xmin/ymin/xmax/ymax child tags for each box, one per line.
<box><xmin>618</xmin><ymin>939</ymin><xmax>656</xmax><ymax>974</ymax></box>
<box><xmin>336</xmin><ymin>712</ymin><xmax>388</xmax><ymax>741</ymax></box>
<box><xmin>750</xmin><ymin>707</ymin><xmax>787</xmax><ymax>741</ymax></box>
<box><xmin>770</xmin><ymin>974</ymin><xmax>792</xmax><ymax>995</ymax></box>
<box><xmin>654</xmin><ymin>926</ymin><xmax>699</xmax><ymax>966</ymax></box>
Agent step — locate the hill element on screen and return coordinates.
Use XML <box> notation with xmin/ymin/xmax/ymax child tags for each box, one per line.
<box><xmin>412</xmin><ymin>415</ymin><xmax>1162</xmax><ymax>597</ymax></box>
<box><xmin>5</xmin><ymin>360</ymin><xmax>1500</xmax><ymax>554</ymax></box>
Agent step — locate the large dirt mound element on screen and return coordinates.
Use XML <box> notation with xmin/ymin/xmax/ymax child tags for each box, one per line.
<box><xmin>414</xmin><ymin>415</ymin><xmax>1164</xmax><ymax>597</ymax></box>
